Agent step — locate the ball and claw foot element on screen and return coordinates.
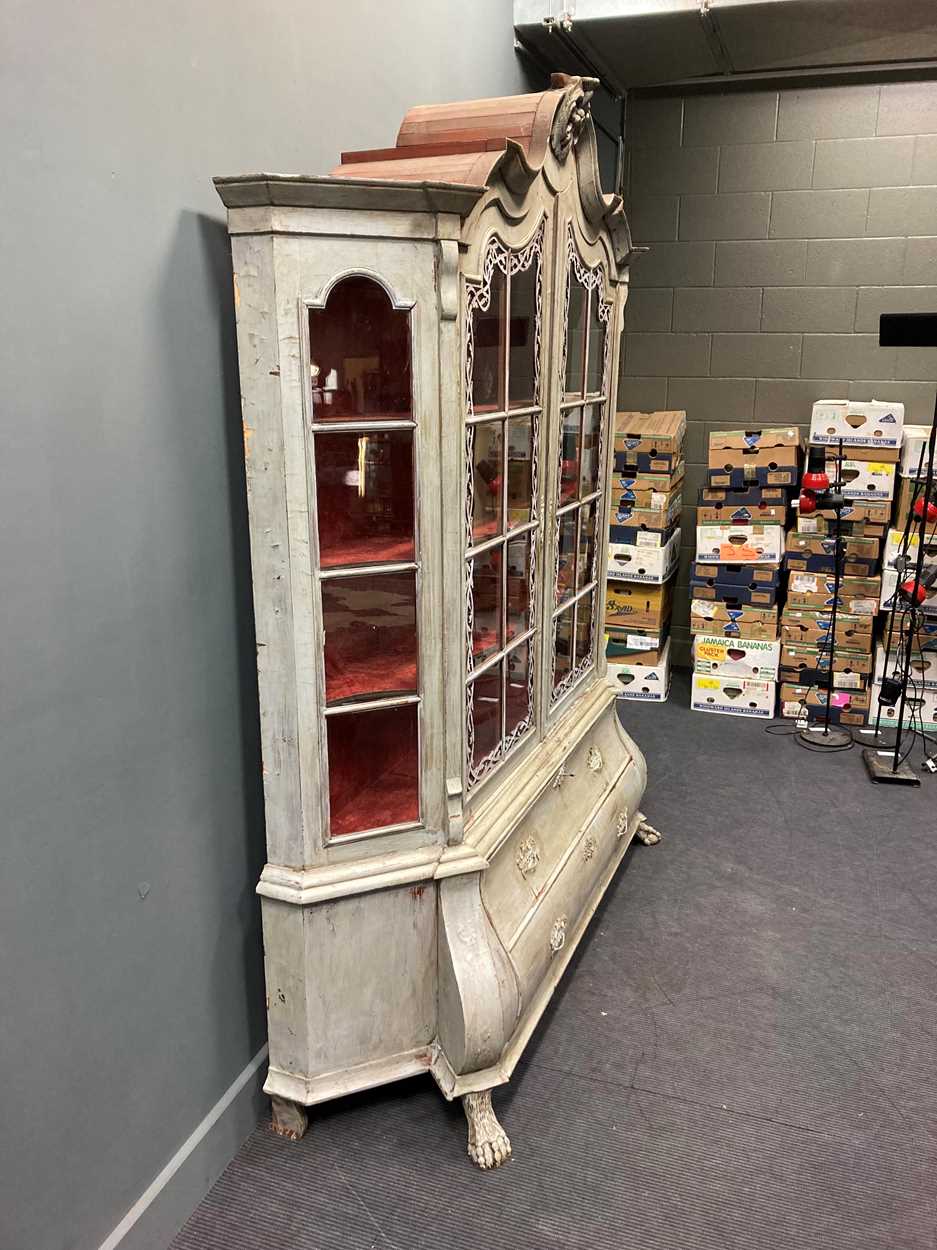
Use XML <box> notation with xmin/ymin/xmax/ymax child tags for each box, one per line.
<box><xmin>270</xmin><ymin>1095</ymin><xmax>309</xmax><ymax>1141</ymax></box>
<box><xmin>462</xmin><ymin>1090</ymin><xmax>512</xmax><ymax>1170</ymax></box>
<box><xmin>636</xmin><ymin>819</ymin><xmax>662</xmax><ymax>846</ymax></box>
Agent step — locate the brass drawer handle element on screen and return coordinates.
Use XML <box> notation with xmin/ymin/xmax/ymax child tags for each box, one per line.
<box><xmin>549</xmin><ymin>915</ymin><xmax>568</xmax><ymax>954</ymax></box>
<box><xmin>516</xmin><ymin>836</ymin><xmax>541</xmax><ymax>878</ymax></box>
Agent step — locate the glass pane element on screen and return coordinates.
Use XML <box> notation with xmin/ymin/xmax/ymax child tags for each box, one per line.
<box><xmin>556</xmin><ymin>511</ymin><xmax>578</xmax><ymax>606</ymax></box>
<box><xmin>471</xmin><ymin>547</ymin><xmax>502</xmax><ymax>663</ymax></box>
<box><xmin>575</xmin><ymin>590</ymin><xmax>595</xmax><ymax>665</ymax></box>
<box><xmin>472</xmin><ymin>266</ymin><xmax>506</xmax><ymax>415</ymax></box>
<box><xmin>506</xmin><ymin>534</ymin><xmax>532</xmax><ymax>642</ymax></box>
<box><xmin>327</xmin><ymin>704</ymin><xmax>419</xmax><ymax>837</ymax></box>
<box><xmin>579</xmin><ymin>404</ymin><xmax>604</xmax><ymax>498</ymax></box>
<box><xmin>506</xmin><ymin>415</ymin><xmax>533</xmax><ymax>529</ymax></box>
<box><xmin>577</xmin><ymin>502</ymin><xmax>597</xmax><ymax>591</ymax></box>
<box><xmin>322</xmin><ymin>571</ymin><xmax>417</xmax><ymax>705</ymax></box>
<box><xmin>553</xmin><ymin>608</ymin><xmax>573</xmax><ymax>690</ymax></box>
<box><xmin>309</xmin><ymin>277</ymin><xmax>411</xmax><ymax>422</ymax></box>
<box><xmin>471</xmin><ymin>421</ymin><xmax>504</xmax><ymax>544</ymax></box>
<box><xmin>505</xmin><ymin>638</ymin><xmax>532</xmax><ymax>739</ymax></box>
<box><xmin>586</xmin><ymin>290</ymin><xmax>606</xmax><ymax>393</ymax></box>
<box><xmin>508</xmin><ymin>261</ymin><xmax>538</xmax><ymax>408</ymax></box>
<box><xmin>471</xmin><ymin>663</ymin><xmax>502</xmax><ymax>769</ymax></box>
<box><xmin>315</xmin><ymin>430</ymin><xmax>414</xmax><ymax>568</ymax></box>
<box><xmin>560</xmin><ymin>407</ymin><xmax>582</xmax><ymax>504</ymax></box>
<box><xmin>565</xmin><ymin>273</ymin><xmax>587</xmax><ymax>396</ymax></box>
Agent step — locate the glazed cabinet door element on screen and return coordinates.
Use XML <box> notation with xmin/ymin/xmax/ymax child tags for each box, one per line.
<box><xmin>276</xmin><ymin>234</ymin><xmax>446</xmax><ymax>860</ymax></box>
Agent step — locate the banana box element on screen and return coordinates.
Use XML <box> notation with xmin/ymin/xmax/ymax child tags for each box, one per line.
<box><xmin>894</xmin><ymin>475</ymin><xmax>937</xmax><ymax>529</ymax></box>
<box><xmin>780</xmin><ymin>685</ymin><xmax>871</xmax><ymax>727</ymax></box>
<box><xmin>691</xmin><ymin>673</ymin><xmax>776</xmax><ymax>718</ymax></box>
<box><xmin>810</xmin><ymin>399</ymin><xmax>903</xmax><ymax>453</ymax></box>
<box><xmin>884</xmin><ymin>526</ymin><xmax>937</xmax><ymax>571</ymax></box>
<box><xmin>689</xmin><ymin>599</ymin><xmax>778</xmax><ymax>640</ymax></box>
<box><xmin>784</xmin><ymin>531</ymin><xmax>880</xmax><ymax>576</ymax></box>
<box><xmin>874</xmin><ymin>642</ymin><xmax>937</xmax><ymax>692</ymax></box>
<box><xmin>609</xmin><ymin>495</ymin><xmax>682</xmax><ymax>546</ymax></box>
<box><xmin>614</xmin><ymin>410</ymin><xmax>686</xmax><ymax>473</ymax></box>
<box><xmin>696</xmin><ymin>523</ymin><xmax>784</xmax><ymax>565</ymax></box>
<box><xmin>612</xmin><ymin>470</ymin><xmax>684</xmax><ymax>510</ymax></box>
<box><xmin>697</xmin><ymin>494</ymin><xmax>787</xmax><ymax>524</ymax></box>
<box><xmin>870</xmin><ymin>686</ymin><xmax>937</xmax><ymax>734</ymax></box>
<box><xmin>693</xmin><ymin>634</ymin><xmax>781</xmax><ymax>680</ymax></box>
<box><xmin>605</xmin><ymin>580</ymin><xmax>673</xmax><ymax>631</ymax></box>
<box><xmin>607</xmin><ymin>528</ymin><xmax>680</xmax><ymax>584</ymax></box>
<box><xmin>880</xmin><ymin>565</ymin><xmax>937</xmax><ymax>615</ymax></box>
<box><xmin>778</xmin><ymin>643</ymin><xmax>873</xmax><ymax>690</ymax></box>
<box><xmin>822</xmin><ymin>447</ymin><xmax>896</xmax><ymax>500</ymax></box>
<box><xmin>780</xmin><ymin>608</ymin><xmax>874</xmax><ymax>652</ymax></box>
<box><xmin>900</xmin><ymin>424</ymin><xmax>936</xmax><ymax>478</ymax></box>
<box><xmin>609</xmin><ymin>638</ymin><xmax>672</xmax><ymax>702</ymax></box>
<box><xmin>708</xmin><ymin>427</ymin><xmax>800</xmax><ymax>477</ymax></box>
<box><xmin>690</xmin><ymin>561</ymin><xmax>779</xmax><ymax>607</ymax></box>
<box><xmin>605</xmin><ymin>627</ymin><xmax>667</xmax><ymax>666</ymax></box>
<box><xmin>787</xmin><ymin>571</ymin><xmax>880</xmax><ymax>616</ymax></box>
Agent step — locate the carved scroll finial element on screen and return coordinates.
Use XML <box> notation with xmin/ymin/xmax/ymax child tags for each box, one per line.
<box><xmin>550</xmin><ymin>75</ymin><xmax>599</xmax><ymax>161</ymax></box>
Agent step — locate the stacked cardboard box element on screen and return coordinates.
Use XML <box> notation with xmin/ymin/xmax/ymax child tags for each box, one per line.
<box><xmin>690</xmin><ymin>427</ymin><xmax>798</xmax><ymax>717</ymax></box>
<box><xmin>870</xmin><ymin>638</ymin><xmax>937</xmax><ymax>734</ymax></box>
<box><xmin>777</xmin><ymin>401</ymin><xmax>899</xmax><ymax>726</ymax></box>
<box><xmin>880</xmin><ymin>423</ymin><xmax>937</xmax><ymax>614</ymax></box>
<box><xmin>605</xmin><ymin>410</ymin><xmax>685</xmax><ymax>701</ymax></box>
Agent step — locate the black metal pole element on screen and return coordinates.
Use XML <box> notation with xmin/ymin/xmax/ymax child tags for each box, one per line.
<box><xmin>872</xmin><ymin>437</ymin><xmax>928</xmax><ymax>736</ymax></box>
<box><xmin>890</xmin><ymin>400</ymin><xmax>937</xmax><ymax>772</ymax></box>
<box><xmin>821</xmin><ymin>440</ymin><xmax>845</xmax><ymax>734</ymax></box>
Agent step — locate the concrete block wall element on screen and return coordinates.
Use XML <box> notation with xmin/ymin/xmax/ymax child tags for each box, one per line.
<box><xmin>621</xmin><ymin>79</ymin><xmax>937</xmax><ymax>668</ymax></box>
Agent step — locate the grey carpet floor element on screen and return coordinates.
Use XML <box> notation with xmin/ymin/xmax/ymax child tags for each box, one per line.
<box><xmin>172</xmin><ymin>671</ymin><xmax>937</xmax><ymax>1250</ymax></box>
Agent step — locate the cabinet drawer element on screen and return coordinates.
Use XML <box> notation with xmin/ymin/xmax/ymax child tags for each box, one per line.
<box><xmin>509</xmin><ymin>770</ymin><xmax>638</xmax><ymax>1003</ymax></box>
<box><xmin>481</xmin><ymin>711</ymin><xmax>631</xmax><ymax>935</ymax></box>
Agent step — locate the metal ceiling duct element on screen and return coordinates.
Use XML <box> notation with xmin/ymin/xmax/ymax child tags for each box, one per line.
<box><xmin>514</xmin><ymin>0</ymin><xmax>937</xmax><ymax>92</ymax></box>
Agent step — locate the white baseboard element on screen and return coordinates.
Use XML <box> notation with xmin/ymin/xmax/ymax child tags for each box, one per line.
<box><xmin>98</xmin><ymin>1045</ymin><xmax>268</xmax><ymax>1250</ymax></box>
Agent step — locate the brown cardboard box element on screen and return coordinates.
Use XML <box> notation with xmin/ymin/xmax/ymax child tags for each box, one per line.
<box><xmin>708</xmin><ymin>426</ymin><xmax>800</xmax><ymax>467</ymax></box>
<box><xmin>780</xmin><ymin>608</ymin><xmax>873</xmax><ymax>652</ymax></box>
<box><xmin>689</xmin><ymin>599</ymin><xmax>778</xmax><ymax>640</ymax></box>
<box><xmin>786</xmin><ymin>572</ymin><xmax>881</xmax><ymax>615</ymax></box>
<box><xmin>604</xmin><ymin>580</ymin><xmax>673</xmax><ymax>632</ymax></box>
<box><xmin>784</xmin><ymin>531</ymin><xmax>880</xmax><ymax>576</ymax></box>
<box><xmin>893</xmin><ymin>475</ymin><xmax>937</xmax><ymax>529</ymax></box>
<box><xmin>612</xmin><ymin>465</ymin><xmax>685</xmax><ymax>509</ymax></box>
<box><xmin>605</xmin><ymin>627</ymin><xmax>667</xmax><ymax>666</ymax></box>
<box><xmin>779</xmin><ymin>684</ymin><xmax>871</xmax><ymax>725</ymax></box>
<box><xmin>614</xmin><ymin>411</ymin><xmax>686</xmax><ymax>473</ymax></box>
<box><xmin>821</xmin><ymin>441</ymin><xmax>899</xmax><ymax>465</ymax></box>
<box><xmin>778</xmin><ymin>642</ymin><xmax>873</xmax><ymax>689</ymax></box>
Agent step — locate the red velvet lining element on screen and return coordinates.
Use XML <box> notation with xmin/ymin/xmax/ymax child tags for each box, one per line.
<box><xmin>328</xmin><ymin>704</ymin><xmax>419</xmax><ymax>837</ymax></box>
<box><xmin>320</xmin><ymin>535</ymin><xmax>415</xmax><ymax>569</ymax></box>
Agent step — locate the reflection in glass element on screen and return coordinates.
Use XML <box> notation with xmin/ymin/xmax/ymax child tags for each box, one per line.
<box><xmin>556</xmin><ymin>512</ymin><xmax>578</xmax><ymax>605</ymax></box>
<box><xmin>560</xmin><ymin>407</ymin><xmax>582</xmax><ymax>504</ymax></box>
<box><xmin>471</xmin><ymin>421</ymin><xmax>504</xmax><ymax>543</ymax></box>
<box><xmin>327</xmin><ymin>703</ymin><xmax>419</xmax><ymax>837</ymax></box>
<box><xmin>472</xmin><ymin>267</ymin><xmax>506</xmax><ymax>414</ymax></box>
<box><xmin>506</xmin><ymin>534</ymin><xmax>532</xmax><ymax>641</ymax></box>
<box><xmin>309</xmin><ymin>277</ymin><xmax>411</xmax><ymax>422</ymax></box>
<box><xmin>322</xmin><ymin>572</ymin><xmax>417</xmax><ymax>705</ymax></box>
<box><xmin>554</xmin><ymin>610</ymin><xmax>573</xmax><ymax>689</ymax></box>
<box><xmin>577</xmin><ymin>502</ymin><xmax>597</xmax><ymax>591</ymax></box>
<box><xmin>565</xmin><ymin>273</ymin><xmax>587</xmax><ymax>396</ymax></box>
<box><xmin>506</xmin><ymin>416</ymin><xmax>533</xmax><ymax>529</ymax></box>
<box><xmin>586</xmin><ymin>291</ymin><xmax>606</xmax><ymax>393</ymax></box>
<box><xmin>471</xmin><ymin>664</ymin><xmax>502</xmax><ymax>768</ymax></box>
<box><xmin>471</xmin><ymin>548</ymin><xmax>502</xmax><ymax>662</ymax></box>
<box><xmin>505</xmin><ymin>639</ymin><xmax>532</xmax><ymax>739</ymax></box>
<box><xmin>315</xmin><ymin>430</ymin><xmax>414</xmax><ymax>568</ymax></box>
<box><xmin>575</xmin><ymin>591</ymin><xmax>595</xmax><ymax>665</ymax></box>
<box><xmin>579</xmin><ymin>404</ymin><xmax>603</xmax><ymax>498</ymax></box>
<box><xmin>508</xmin><ymin>261</ymin><xmax>537</xmax><ymax>409</ymax></box>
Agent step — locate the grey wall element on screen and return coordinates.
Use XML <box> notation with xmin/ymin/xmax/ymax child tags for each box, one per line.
<box><xmin>621</xmin><ymin>78</ymin><xmax>937</xmax><ymax>667</ymax></box>
<box><xmin>0</xmin><ymin>6</ymin><xmax>531</xmax><ymax>1249</ymax></box>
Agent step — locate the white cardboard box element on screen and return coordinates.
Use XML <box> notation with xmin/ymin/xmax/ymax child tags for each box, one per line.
<box><xmin>810</xmin><ymin>399</ymin><xmax>904</xmax><ymax>450</ymax></box>
<box><xmin>692</xmin><ymin>634</ymin><xmax>781</xmax><ymax>680</ymax></box>
<box><xmin>695</xmin><ymin>523</ymin><xmax>784</xmax><ymax>565</ymax></box>
<box><xmin>899</xmin><ymin>424</ymin><xmax>935</xmax><ymax>478</ymax></box>
<box><xmin>691</xmin><ymin>672</ymin><xmax>777</xmax><ymax>718</ymax></box>
<box><xmin>831</xmin><ymin>456</ymin><xmax>896</xmax><ymax>501</ymax></box>
<box><xmin>869</xmin><ymin>685</ymin><xmax>937</xmax><ymax>734</ymax></box>
<box><xmin>880</xmin><ymin>565</ymin><xmax>937</xmax><ymax>614</ymax></box>
<box><xmin>607</xmin><ymin>527</ymin><xmax>680</xmax><ymax>583</ymax></box>
<box><xmin>884</xmin><ymin>526</ymin><xmax>937</xmax><ymax>570</ymax></box>
<box><xmin>873</xmin><ymin>642</ymin><xmax>937</xmax><ymax>692</ymax></box>
<box><xmin>609</xmin><ymin>638</ymin><xmax>671</xmax><ymax>702</ymax></box>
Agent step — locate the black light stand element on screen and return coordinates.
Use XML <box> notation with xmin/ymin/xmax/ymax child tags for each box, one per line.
<box><xmin>862</xmin><ymin>312</ymin><xmax>937</xmax><ymax>784</ymax></box>
<box><xmin>797</xmin><ymin>440</ymin><xmax>852</xmax><ymax>749</ymax></box>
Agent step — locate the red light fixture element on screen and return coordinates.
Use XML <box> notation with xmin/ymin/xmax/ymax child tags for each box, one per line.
<box><xmin>901</xmin><ymin>578</ymin><xmax>928</xmax><ymax>605</ymax></box>
<box><xmin>798</xmin><ymin>490</ymin><xmax>818</xmax><ymax>515</ymax></box>
<box><xmin>913</xmin><ymin>496</ymin><xmax>937</xmax><ymax>523</ymax></box>
<box><xmin>802</xmin><ymin>470</ymin><xmax>830</xmax><ymax>493</ymax></box>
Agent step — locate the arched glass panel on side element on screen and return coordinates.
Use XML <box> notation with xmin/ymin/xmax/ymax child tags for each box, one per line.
<box><xmin>308</xmin><ymin>275</ymin><xmax>421</xmax><ymax>840</ymax></box>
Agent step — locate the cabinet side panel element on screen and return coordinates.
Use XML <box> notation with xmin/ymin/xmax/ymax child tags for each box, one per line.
<box><xmin>231</xmin><ymin>235</ymin><xmax>303</xmax><ymax>868</ymax></box>
<box><xmin>302</xmin><ymin>884</ymin><xmax>437</xmax><ymax>1075</ymax></box>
